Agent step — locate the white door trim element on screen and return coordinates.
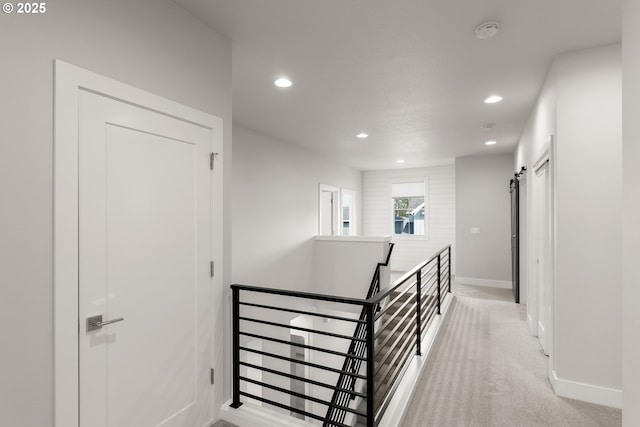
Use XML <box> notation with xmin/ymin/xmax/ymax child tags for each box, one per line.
<box><xmin>531</xmin><ymin>135</ymin><xmax>555</xmax><ymax>376</ymax></box>
<box><xmin>53</xmin><ymin>60</ymin><xmax>223</xmax><ymax>427</ymax></box>
<box><xmin>318</xmin><ymin>184</ymin><xmax>340</xmax><ymax>235</ymax></box>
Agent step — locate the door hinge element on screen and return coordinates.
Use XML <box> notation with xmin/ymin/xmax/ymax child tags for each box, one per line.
<box><xmin>210</xmin><ymin>368</ymin><xmax>215</xmax><ymax>385</ymax></box>
<box><xmin>210</xmin><ymin>152</ymin><xmax>219</xmax><ymax>170</ymax></box>
<box><xmin>210</xmin><ymin>261</ymin><xmax>214</xmax><ymax>277</ymax></box>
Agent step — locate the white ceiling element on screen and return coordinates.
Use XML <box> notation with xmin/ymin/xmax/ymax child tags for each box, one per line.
<box><xmin>174</xmin><ymin>0</ymin><xmax>620</xmax><ymax>171</ymax></box>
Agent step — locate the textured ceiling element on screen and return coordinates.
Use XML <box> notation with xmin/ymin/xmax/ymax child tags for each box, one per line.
<box><xmin>175</xmin><ymin>0</ymin><xmax>621</xmax><ymax>170</ymax></box>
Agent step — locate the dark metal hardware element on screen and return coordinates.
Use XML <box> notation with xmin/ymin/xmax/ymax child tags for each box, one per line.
<box><xmin>86</xmin><ymin>315</ymin><xmax>124</xmax><ymax>332</ymax></box>
<box><xmin>437</xmin><ymin>254</ymin><xmax>441</xmax><ymax>315</ymax></box>
<box><xmin>416</xmin><ymin>269</ymin><xmax>422</xmax><ymax>356</ymax></box>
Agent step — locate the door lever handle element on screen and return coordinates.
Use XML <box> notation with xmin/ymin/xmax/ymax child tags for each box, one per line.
<box><xmin>87</xmin><ymin>314</ymin><xmax>124</xmax><ymax>332</ymax></box>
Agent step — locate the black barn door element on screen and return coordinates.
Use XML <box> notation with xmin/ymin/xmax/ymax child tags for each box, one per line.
<box><xmin>510</xmin><ymin>177</ymin><xmax>520</xmax><ymax>303</ymax></box>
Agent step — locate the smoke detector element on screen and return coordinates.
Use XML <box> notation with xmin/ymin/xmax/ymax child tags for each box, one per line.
<box><xmin>475</xmin><ymin>21</ymin><xmax>500</xmax><ymax>39</ymax></box>
<box><xmin>481</xmin><ymin>123</ymin><xmax>495</xmax><ymax>130</ymax></box>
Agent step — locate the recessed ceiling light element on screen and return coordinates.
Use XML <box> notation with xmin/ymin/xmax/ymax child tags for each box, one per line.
<box><xmin>356</xmin><ymin>133</ymin><xmax>368</xmax><ymax>139</ymax></box>
<box><xmin>274</xmin><ymin>78</ymin><xmax>292</xmax><ymax>88</ymax></box>
<box><xmin>396</xmin><ymin>159</ymin><xmax>405</xmax><ymax>163</ymax></box>
<box><xmin>485</xmin><ymin>140</ymin><xmax>497</xmax><ymax>146</ymax></box>
<box><xmin>484</xmin><ymin>95</ymin><xmax>502</xmax><ymax>104</ymax></box>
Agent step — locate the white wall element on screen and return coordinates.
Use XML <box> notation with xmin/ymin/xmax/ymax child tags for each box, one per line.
<box><xmin>516</xmin><ymin>43</ymin><xmax>622</xmax><ymax>406</ymax></box>
<box><xmin>232</xmin><ymin>125</ymin><xmax>363</xmax><ymax>292</ymax></box>
<box><xmin>231</xmin><ymin>125</ymin><xmax>364</xmax><ymax>419</ymax></box>
<box><xmin>455</xmin><ymin>154</ymin><xmax>513</xmax><ymax>285</ymax></box>
<box><xmin>515</xmin><ymin>66</ymin><xmax>557</xmax><ymax>170</ymax></box>
<box><xmin>0</xmin><ymin>2</ymin><xmax>232</xmax><ymax>425</ymax></box>
<box><xmin>363</xmin><ymin>166</ymin><xmax>455</xmax><ymax>272</ymax></box>
<box><xmin>554</xmin><ymin>44</ymin><xmax>622</xmax><ymax>394</ymax></box>
<box><xmin>516</xmin><ymin>58</ymin><xmax>557</xmax><ymax>315</ymax></box>
<box><xmin>622</xmin><ymin>1</ymin><xmax>640</xmax><ymax>424</ymax></box>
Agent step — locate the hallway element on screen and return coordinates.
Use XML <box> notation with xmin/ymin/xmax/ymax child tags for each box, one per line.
<box><xmin>402</xmin><ymin>284</ymin><xmax>621</xmax><ymax>426</ymax></box>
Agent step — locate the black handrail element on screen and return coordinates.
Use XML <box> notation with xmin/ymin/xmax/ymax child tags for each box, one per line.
<box><xmin>230</xmin><ymin>244</ymin><xmax>452</xmax><ymax>427</ymax></box>
<box><xmin>372</xmin><ymin>245</ymin><xmax>450</xmax><ymax>305</ymax></box>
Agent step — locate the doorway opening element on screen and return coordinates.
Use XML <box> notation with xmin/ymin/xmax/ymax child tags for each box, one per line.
<box><xmin>319</xmin><ymin>184</ymin><xmax>340</xmax><ymax>235</ymax></box>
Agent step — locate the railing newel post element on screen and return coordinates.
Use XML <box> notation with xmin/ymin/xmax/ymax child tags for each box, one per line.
<box><xmin>366</xmin><ymin>302</ymin><xmax>375</xmax><ymax>427</ymax></box>
<box><xmin>437</xmin><ymin>254</ymin><xmax>441</xmax><ymax>315</ymax></box>
<box><xmin>416</xmin><ymin>269</ymin><xmax>422</xmax><ymax>356</ymax></box>
<box><xmin>230</xmin><ymin>286</ymin><xmax>243</xmax><ymax>408</ymax></box>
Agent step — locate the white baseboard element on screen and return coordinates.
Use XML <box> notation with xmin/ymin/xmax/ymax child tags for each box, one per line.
<box><xmin>527</xmin><ymin>313</ymin><xmax>536</xmax><ymax>335</ymax></box>
<box><xmin>454</xmin><ymin>276</ymin><xmax>512</xmax><ymax>289</ymax></box>
<box><xmin>550</xmin><ymin>370</ymin><xmax>622</xmax><ymax>409</ymax></box>
<box><xmin>218</xmin><ymin>399</ymin><xmax>315</xmax><ymax>427</ymax></box>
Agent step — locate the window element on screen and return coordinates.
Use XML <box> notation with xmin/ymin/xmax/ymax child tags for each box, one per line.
<box><xmin>392</xmin><ymin>182</ymin><xmax>425</xmax><ymax>236</ymax></box>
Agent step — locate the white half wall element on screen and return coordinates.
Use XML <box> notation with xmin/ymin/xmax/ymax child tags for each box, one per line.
<box><xmin>313</xmin><ymin>236</ymin><xmax>391</xmax><ymax>299</ymax></box>
<box><xmin>455</xmin><ymin>154</ymin><xmax>514</xmax><ymax>284</ymax></box>
<box><xmin>622</xmin><ymin>1</ymin><xmax>640</xmax><ymax>424</ymax></box>
<box><xmin>0</xmin><ymin>2</ymin><xmax>232</xmax><ymax>426</ymax></box>
<box><xmin>363</xmin><ymin>166</ymin><xmax>455</xmax><ymax>272</ymax></box>
<box><xmin>232</xmin><ymin>125</ymin><xmax>363</xmax><ymax>292</ymax></box>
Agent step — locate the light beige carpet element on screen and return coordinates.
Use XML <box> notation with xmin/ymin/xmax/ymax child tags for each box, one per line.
<box><xmin>402</xmin><ymin>284</ymin><xmax>622</xmax><ymax>427</ymax></box>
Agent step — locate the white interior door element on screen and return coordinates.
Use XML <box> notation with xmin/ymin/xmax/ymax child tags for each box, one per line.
<box><xmin>78</xmin><ymin>90</ymin><xmax>213</xmax><ymax>427</ymax></box>
<box><xmin>535</xmin><ymin>160</ymin><xmax>551</xmax><ymax>355</ymax></box>
<box><xmin>527</xmin><ymin>172</ymin><xmax>538</xmax><ymax>335</ymax></box>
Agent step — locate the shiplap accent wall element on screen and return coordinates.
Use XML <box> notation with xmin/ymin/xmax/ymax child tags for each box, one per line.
<box><xmin>363</xmin><ymin>166</ymin><xmax>455</xmax><ymax>273</ymax></box>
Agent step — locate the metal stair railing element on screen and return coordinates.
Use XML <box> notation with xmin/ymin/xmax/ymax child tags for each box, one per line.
<box><xmin>323</xmin><ymin>243</ymin><xmax>394</xmax><ymax>427</ymax></box>
<box><xmin>229</xmin><ymin>244</ymin><xmax>452</xmax><ymax>427</ymax></box>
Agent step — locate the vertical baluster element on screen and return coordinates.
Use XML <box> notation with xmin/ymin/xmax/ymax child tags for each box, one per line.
<box><xmin>448</xmin><ymin>245</ymin><xmax>452</xmax><ymax>293</ymax></box>
<box><xmin>416</xmin><ymin>269</ymin><xmax>422</xmax><ymax>356</ymax></box>
<box><xmin>230</xmin><ymin>287</ymin><xmax>243</xmax><ymax>408</ymax></box>
<box><xmin>437</xmin><ymin>254</ymin><xmax>441</xmax><ymax>315</ymax></box>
